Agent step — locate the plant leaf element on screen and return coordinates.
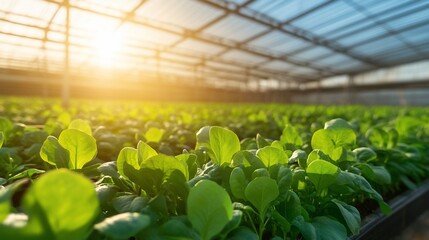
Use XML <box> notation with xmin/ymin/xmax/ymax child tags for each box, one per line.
<box><xmin>306</xmin><ymin>160</ymin><xmax>339</xmax><ymax>193</ymax></box>
<box><xmin>58</xmin><ymin>129</ymin><xmax>97</xmax><ymax>169</ymax></box>
<box><xmin>22</xmin><ymin>169</ymin><xmax>99</xmax><ymax>240</ymax></box>
<box><xmin>256</xmin><ymin>146</ymin><xmax>287</xmax><ymax>167</ymax></box>
<box><xmin>245</xmin><ymin>177</ymin><xmax>279</xmax><ymax>218</ymax></box>
<box><xmin>95</xmin><ymin>212</ymin><xmax>150</xmax><ymax>239</ymax></box>
<box><xmin>68</xmin><ymin>119</ymin><xmax>92</xmax><ymax>136</ymax></box>
<box><xmin>188</xmin><ymin>180</ymin><xmax>233</xmax><ymax>240</ymax></box>
<box><xmin>144</xmin><ymin>127</ymin><xmax>164</xmax><ymax>143</ymax></box>
<box><xmin>137</xmin><ymin>140</ymin><xmax>157</xmax><ymax>162</ymax></box>
<box><xmin>209</xmin><ymin>127</ymin><xmax>240</xmax><ymax>166</ymax></box>
<box><xmin>331</xmin><ymin>199</ymin><xmax>361</xmax><ymax>235</ymax></box>
<box><xmin>39</xmin><ymin>136</ymin><xmax>70</xmax><ymax>168</ymax></box>
<box><xmin>230</xmin><ymin>167</ymin><xmax>247</xmax><ymax>200</ymax></box>
<box><xmin>311</xmin><ymin>216</ymin><xmax>347</xmax><ymax>240</ymax></box>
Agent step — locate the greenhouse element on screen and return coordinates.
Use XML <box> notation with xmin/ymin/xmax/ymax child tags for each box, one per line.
<box><xmin>1</xmin><ymin>0</ymin><xmax>429</xmax><ymax>239</ymax></box>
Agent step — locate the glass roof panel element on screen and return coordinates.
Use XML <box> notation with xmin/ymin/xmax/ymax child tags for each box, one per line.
<box><xmin>248</xmin><ymin>0</ymin><xmax>326</xmax><ymax>22</ymax></box>
<box><xmin>249</xmin><ymin>31</ymin><xmax>313</xmax><ymax>54</ymax></box>
<box><xmin>219</xmin><ymin>49</ymin><xmax>269</xmax><ymax>65</ymax></box>
<box><xmin>174</xmin><ymin>39</ymin><xmax>226</xmax><ymax>55</ymax></box>
<box><xmin>291</xmin><ymin>46</ymin><xmax>335</xmax><ymax>61</ymax></box>
<box><xmin>0</xmin><ymin>0</ymin><xmax>429</xmax><ymax>84</ymax></box>
<box><xmin>259</xmin><ymin>60</ymin><xmax>296</xmax><ymax>72</ymax></box>
<box><xmin>203</xmin><ymin>15</ymin><xmax>269</xmax><ymax>42</ymax></box>
<box><xmin>135</xmin><ymin>0</ymin><xmax>224</xmax><ymax>30</ymax></box>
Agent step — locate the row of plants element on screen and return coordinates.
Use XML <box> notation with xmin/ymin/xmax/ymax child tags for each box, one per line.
<box><xmin>0</xmin><ymin>98</ymin><xmax>429</xmax><ymax>239</ymax></box>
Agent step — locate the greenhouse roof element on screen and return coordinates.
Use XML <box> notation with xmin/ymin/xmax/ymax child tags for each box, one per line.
<box><xmin>1</xmin><ymin>0</ymin><xmax>429</xmax><ymax>85</ymax></box>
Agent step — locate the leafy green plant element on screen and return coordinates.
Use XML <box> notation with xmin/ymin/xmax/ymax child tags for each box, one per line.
<box><xmin>40</xmin><ymin>126</ymin><xmax>97</xmax><ymax>170</ymax></box>
<box><xmin>0</xmin><ymin>169</ymin><xmax>99</xmax><ymax>240</ymax></box>
<box><xmin>187</xmin><ymin>180</ymin><xmax>233</xmax><ymax>240</ymax></box>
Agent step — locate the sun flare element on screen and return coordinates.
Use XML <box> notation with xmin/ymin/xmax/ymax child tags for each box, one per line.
<box><xmin>90</xmin><ymin>29</ymin><xmax>123</xmax><ymax>67</ymax></box>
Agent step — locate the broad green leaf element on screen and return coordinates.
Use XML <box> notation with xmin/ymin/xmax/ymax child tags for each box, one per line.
<box><xmin>330</xmin><ymin>147</ymin><xmax>347</xmax><ymax>162</ymax></box>
<box><xmin>39</xmin><ymin>136</ymin><xmax>70</xmax><ymax>168</ymax></box>
<box><xmin>366</xmin><ymin>127</ymin><xmax>388</xmax><ymax>148</ymax></box>
<box><xmin>188</xmin><ymin>180</ymin><xmax>233</xmax><ymax>240</ymax></box>
<box><xmin>311</xmin><ymin>216</ymin><xmax>347</xmax><ymax>240</ymax></box>
<box><xmin>276</xmin><ymin>166</ymin><xmax>292</xmax><ymax>202</ymax></box>
<box><xmin>331</xmin><ymin>199</ymin><xmax>361</xmax><ymax>235</ymax></box>
<box><xmin>195</xmin><ymin>126</ymin><xmax>211</xmax><ymax>150</ymax></box>
<box><xmin>280</xmin><ymin>125</ymin><xmax>303</xmax><ymax>146</ymax></box>
<box><xmin>58</xmin><ymin>129</ymin><xmax>97</xmax><ymax>169</ymax></box>
<box><xmin>270</xmin><ymin>140</ymin><xmax>283</xmax><ymax>150</ymax></box>
<box><xmin>271</xmin><ymin>211</ymin><xmax>291</xmax><ymax>234</ymax></box>
<box><xmin>0</xmin><ymin>132</ymin><xmax>3</xmax><ymax>148</ymax></box>
<box><xmin>227</xmin><ymin>226</ymin><xmax>259</xmax><ymax>240</ymax></box>
<box><xmin>306</xmin><ymin>160</ymin><xmax>339</xmax><ymax>193</ymax></box>
<box><xmin>306</xmin><ymin>149</ymin><xmax>329</xmax><ymax>166</ymax></box>
<box><xmin>312</xmin><ymin>127</ymin><xmax>356</xmax><ymax>159</ymax></box>
<box><xmin>231</xmin><ymin>150</ymin><xmax>265</xmax><ymax>168</ymax></box>
<box><xmin>144</xmin><ymin>127</ymin><xmax>164</xmax><ymax>143</ymax></box>
<box><xmin>159</xmin><ymin>219</ymin><xmax>198</xmax><ymax>240</ymax></box>
<box><xmin>97</xmin><ymin>161</ymin><xmax>120</xmax><ymax>178</ymax></box>
<box><xmin>95</xmin><ymin>212</ymin><xmax>150</xmax><ymax>239</ymax></box>
<box><xmin>292</xmin><ymin>216</ymin><xmax>316</xmax><ymax>240</ymax></box>
<box><xmin>22</xmin><ymin>169</ymin><xmax>99</xmax><ymax>240</ymax></box>
<box><xmin>176</xmin><ymin>153</ymin><xmax>198</xmax><ymax>178</ymax></box>
<box><xmin>142</xmin><ymin>154</ymin><xmax>189</xmax><ymax>181</ymax></box>
<box><xmin>245</xmin><ymin>177</ymin><xmax>279</xmax><ymax>218</ymax></box>
<box><xmin>311</xmin><ymin>129</ymin><xmax>335</xmax><ymax>154</ymax></box>
<box><xmin>209</xmin><ymin>126</ymin><xmax>240</xmax><ymax>166</ymax></box>
<box><xmin>289</xmin><ymin>150</ymin><xmax>307</xmax><ymax>167</ymax></box>
<box><xmin>256</xmin><ymin>133</ymin><xmax>270</xmax><ymax>148</ymax></box>
<box><xmin>116</xmin><ymin>147</ymin><xmax>138</xmax><ymax>178</ymax></box>
<box><xmin>256</xmin><ymin>146</ymin><xmax>287</xmax><ymax>167</ymax></box>
<box><xmin>353</xmin><ymin>147</ymin><xmax>377</xmax><ymax>162</ymax></box>
<box><xmin>395</xmin><ymin>116</ymin><xmax>422</xmax><ymax>137</ymax></box>
<box><xmin>251</xmin><ymin>168</ymin><xmax>270</xmax><ymax>179</ymax></box>
<box><xmin>220</xmin><ymin>210</ymin><xmax>243</xmax><ymax>238</ymax></box>
<box><xmin>335</xmin><ymin>171</ymin><xmax>386</xmax><ymax>206</ymax></box>
<box><xmin>137</xmin><ymin>141</ymin><xmax>157</xmax><ymax>162</ymax></box>
<box><xmin>112</xmin><ymin>195</ymin><xmax>147</xmax><ymax>213</ymax></box>
<box><xmin>96</xmin><ymin>185</ymin><xmax>118</xmax><ymax>207</ymax></box>
<box><xmin>327</xmin><ymin>128</ymin><xmax>356</xmax><ymax>149</ymax></box>
<box><xmin>278</xmin><ymin>190</ymin><xmax>301</xmax><ymax>222</ymax></box>
<box><xmin>291</xmin><ymin>169</ymin><xmax>307</xmax><ymax>190</ymax></box>
<box><xmin>230</xmin><ymin>167</ymin><xmax>247</xmax><ymax>200</ymax></box>
<box><xmin>324</xmin><ymin>118</ymin><xmax>353</xmax><ymax>130</ymax></box>
<box><xmin>68</xmin><ymin>119</ymin><xmax>92</xmax><ymax>136</ymax></box>
<box><xmin>358</xmin><ymin>163</ymin><xmax>391</xmax><ymax>185</ymax></box>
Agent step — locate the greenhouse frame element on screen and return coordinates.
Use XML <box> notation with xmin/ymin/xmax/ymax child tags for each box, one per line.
<box><xmin>1</xmin><ymin>0</ymin><xmax>429</xmax><ymax>105</ymax></box>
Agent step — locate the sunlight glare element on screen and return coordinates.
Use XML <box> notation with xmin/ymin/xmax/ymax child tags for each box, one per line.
<box><xmin>91</xmin><ymin>29</ymin><xmax>123</xmax><ymax>67</ymax></box>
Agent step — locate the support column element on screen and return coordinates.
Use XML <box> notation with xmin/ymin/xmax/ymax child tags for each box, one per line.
<box><xmin>347</xmin><ymin>74</ymin><xmax>356</xmax><ymax>105</ymax></box>
<box><xmin>62</xmin><ymin>0</ymin><xmax>70</xmax><ymax>108</ymax></box>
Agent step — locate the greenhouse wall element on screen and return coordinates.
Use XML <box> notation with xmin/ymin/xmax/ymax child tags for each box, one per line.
<box><xmin>290</xmin><ymin>89</ymin><xmax>429</xmax><ymax>106</ymax></box>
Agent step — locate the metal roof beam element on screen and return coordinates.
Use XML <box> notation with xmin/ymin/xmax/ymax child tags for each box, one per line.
<box><xmin>346</xmin><ymin>0</ymin><xmax>425</xmax><ymax>56</ymax></box>
<box><xmin>289</xmin><ymin>1</ymin><xmax>429</xmax><ymax>63</ymax></box>
<box><xmin>197</xmin><ymin>0</ymin><xmax>381</xmax><ymax>67</ymax></box>
<box><xmin>0</xmin><ymin>25</ymin><xmax>303</xmax><ymax>82</ymax></box>
<box><xmin>42</xmin><ymin>0</ymin><xmax>331</xmax><ymax>77</ymax></box>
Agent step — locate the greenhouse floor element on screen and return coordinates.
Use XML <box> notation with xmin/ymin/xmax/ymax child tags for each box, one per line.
<box><xmin>395</xmin><ymin>210</ymin><xmax>429</xmax><ymax>239</ymax></box>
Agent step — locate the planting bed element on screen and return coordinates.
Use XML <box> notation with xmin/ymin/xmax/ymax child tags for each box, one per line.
<box><xmin>0</xmin><ymin>98</ymin><xmax>429</xmax><ymax>240</ymax></box>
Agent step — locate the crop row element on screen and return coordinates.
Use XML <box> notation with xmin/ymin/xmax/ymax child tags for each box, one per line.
<box><xmin>0</xmin><ymin>99</ymin><xmax>429</xmax><ymax>239</ymax></box>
